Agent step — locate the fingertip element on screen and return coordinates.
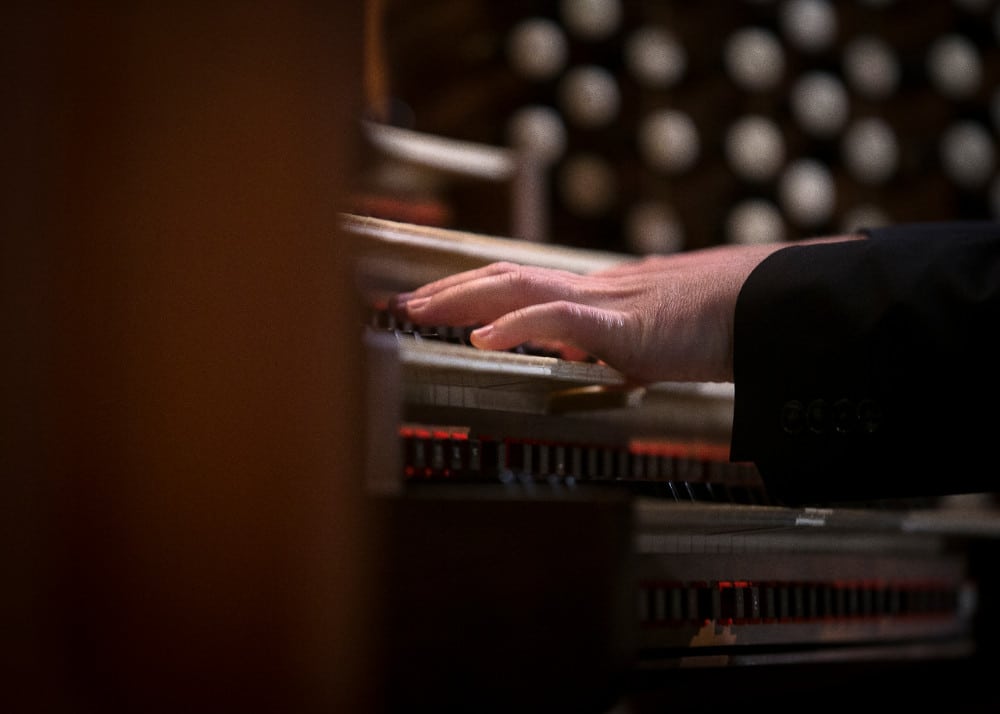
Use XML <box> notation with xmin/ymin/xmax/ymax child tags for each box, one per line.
<box><xmin>390</xmin><ymin>291</ymin><xmax>412</xmax><ymax>306</ymax></box>
<box><xmin>469</xmin><ymin>324</ymin><xmax>494</xmax><ymax>348</ymax></box>
<box><xmin>404</xmin><ymin>296</ymin><xmax>430</xmax><ymax>313</ymax></box>
<box><xmin>386</xmin><ymin>292</ymin><xmax>410</xmax><ymax>315</ymax></box>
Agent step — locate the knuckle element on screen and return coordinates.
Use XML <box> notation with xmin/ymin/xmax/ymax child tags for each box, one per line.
<box><xmin>499</xmin><ymin>265</ymin><xmax>541</xmax><ymax>292</ymax></box>
<box><xmin>491</xmin><ymin>260</ymin><xmax>519</xmax><ymax>274</ymax></box>
<box><xmin>549</xmin><ymin>299</ymin><xmax>583</xmax><ymax>319</ymax></box>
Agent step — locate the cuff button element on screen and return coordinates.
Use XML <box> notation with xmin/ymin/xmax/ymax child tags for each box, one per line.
<box><xmin>807</xmin><ymin>398</ymin><xmax>829</xmax><ymax>434</ymax></box>
<box><xmin>857</xmin><ymin>398</ymin><xmax>883</xmax><ymax>434</ymax></box>
<box><xmin>833</xmin><ymin>398</ymin><xmax>856</xmax><ymax>434</ymax></box>
<box><xmin>780</xmin><ymin>400</ymin><xmax>806</xmax><ymax>435</ymax></box>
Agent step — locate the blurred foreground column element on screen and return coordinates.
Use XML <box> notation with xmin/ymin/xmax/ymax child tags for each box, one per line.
<box><xmin>2</xmin><ymin>3</ymin><xmax>373</xmax><ymax>711</ymax></box>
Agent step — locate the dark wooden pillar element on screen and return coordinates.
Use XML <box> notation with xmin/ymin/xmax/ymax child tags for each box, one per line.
<box><xmin>2</xmin><ymin>3</ymin><xmax>373</xmax><ymax>711</ymax></box>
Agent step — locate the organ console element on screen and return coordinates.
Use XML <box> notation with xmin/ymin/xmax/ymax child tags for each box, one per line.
<box><xmin>348</xmin><ymin>212</ymin><xmax>1000</xmax><ymax>712</ymax></box>
<box><xmin>353</xmin><ymin>2</ymin><xmax>1000</xmax><ymax>709</ymax></box>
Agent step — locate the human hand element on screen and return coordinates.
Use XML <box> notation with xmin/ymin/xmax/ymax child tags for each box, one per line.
<box><xmin>390</xmin><ymin>237</ymin><xmax>858</xmax><ymax>384</ymax></box>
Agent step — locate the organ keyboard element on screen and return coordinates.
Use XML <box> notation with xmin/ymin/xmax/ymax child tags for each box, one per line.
<box><xmin>346</xmin><ymin>213</ymin><xmax>1000</xmax><ymax>711</ymax></box>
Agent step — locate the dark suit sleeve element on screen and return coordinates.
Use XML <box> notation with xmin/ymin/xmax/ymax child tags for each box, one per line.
<box><xmin>730</xmin><ymin>222</ymin><xmax>1000</xmax><ymax>504</ymax></box>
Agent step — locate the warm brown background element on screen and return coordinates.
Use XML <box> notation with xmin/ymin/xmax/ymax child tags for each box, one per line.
<box><xmin>2</xmin><ymin>4</ymin><xmax>375</xmax><ymax>711</ymax></box>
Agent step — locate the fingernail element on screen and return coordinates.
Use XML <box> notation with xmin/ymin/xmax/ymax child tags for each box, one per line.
<box><xmin>405</xmin><ymin>296</ymin><xmax>430</xmax><ymax>312</ymax></box>
<box><xmin>470</xmin><ymin>324</ymin><xmax>493</xmax><ymax>343</ymax></box>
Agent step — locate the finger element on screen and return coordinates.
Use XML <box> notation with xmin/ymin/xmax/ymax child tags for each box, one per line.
<box><xmin>470</xmin><ymin>301</ymin><xmax>628</xmax><ymax>367</ymax></box>
<box><xmin>387</xmin><ymin>263</ymin><xmax>511</xmax><ymax>316</ymax></box>
<box><xmin>402</xmin><ymin>266</ymin><xmax>590</xmax><ymax>326</ymax></box>
<box><xmin>521</xmin><ymin>337</ymin><xmax>591</xmax><ymax>362</ymax></box>
<box><xmin>391</xmin><ymin>261</ymin><xmax>531</xmax><ymax>306</ymax></box>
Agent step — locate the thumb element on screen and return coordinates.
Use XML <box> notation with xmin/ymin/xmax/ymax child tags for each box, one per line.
<box><xmin>470</xmin><ymin>300</ymin><xmax>627</xmax><ymax>366</ymax></box>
